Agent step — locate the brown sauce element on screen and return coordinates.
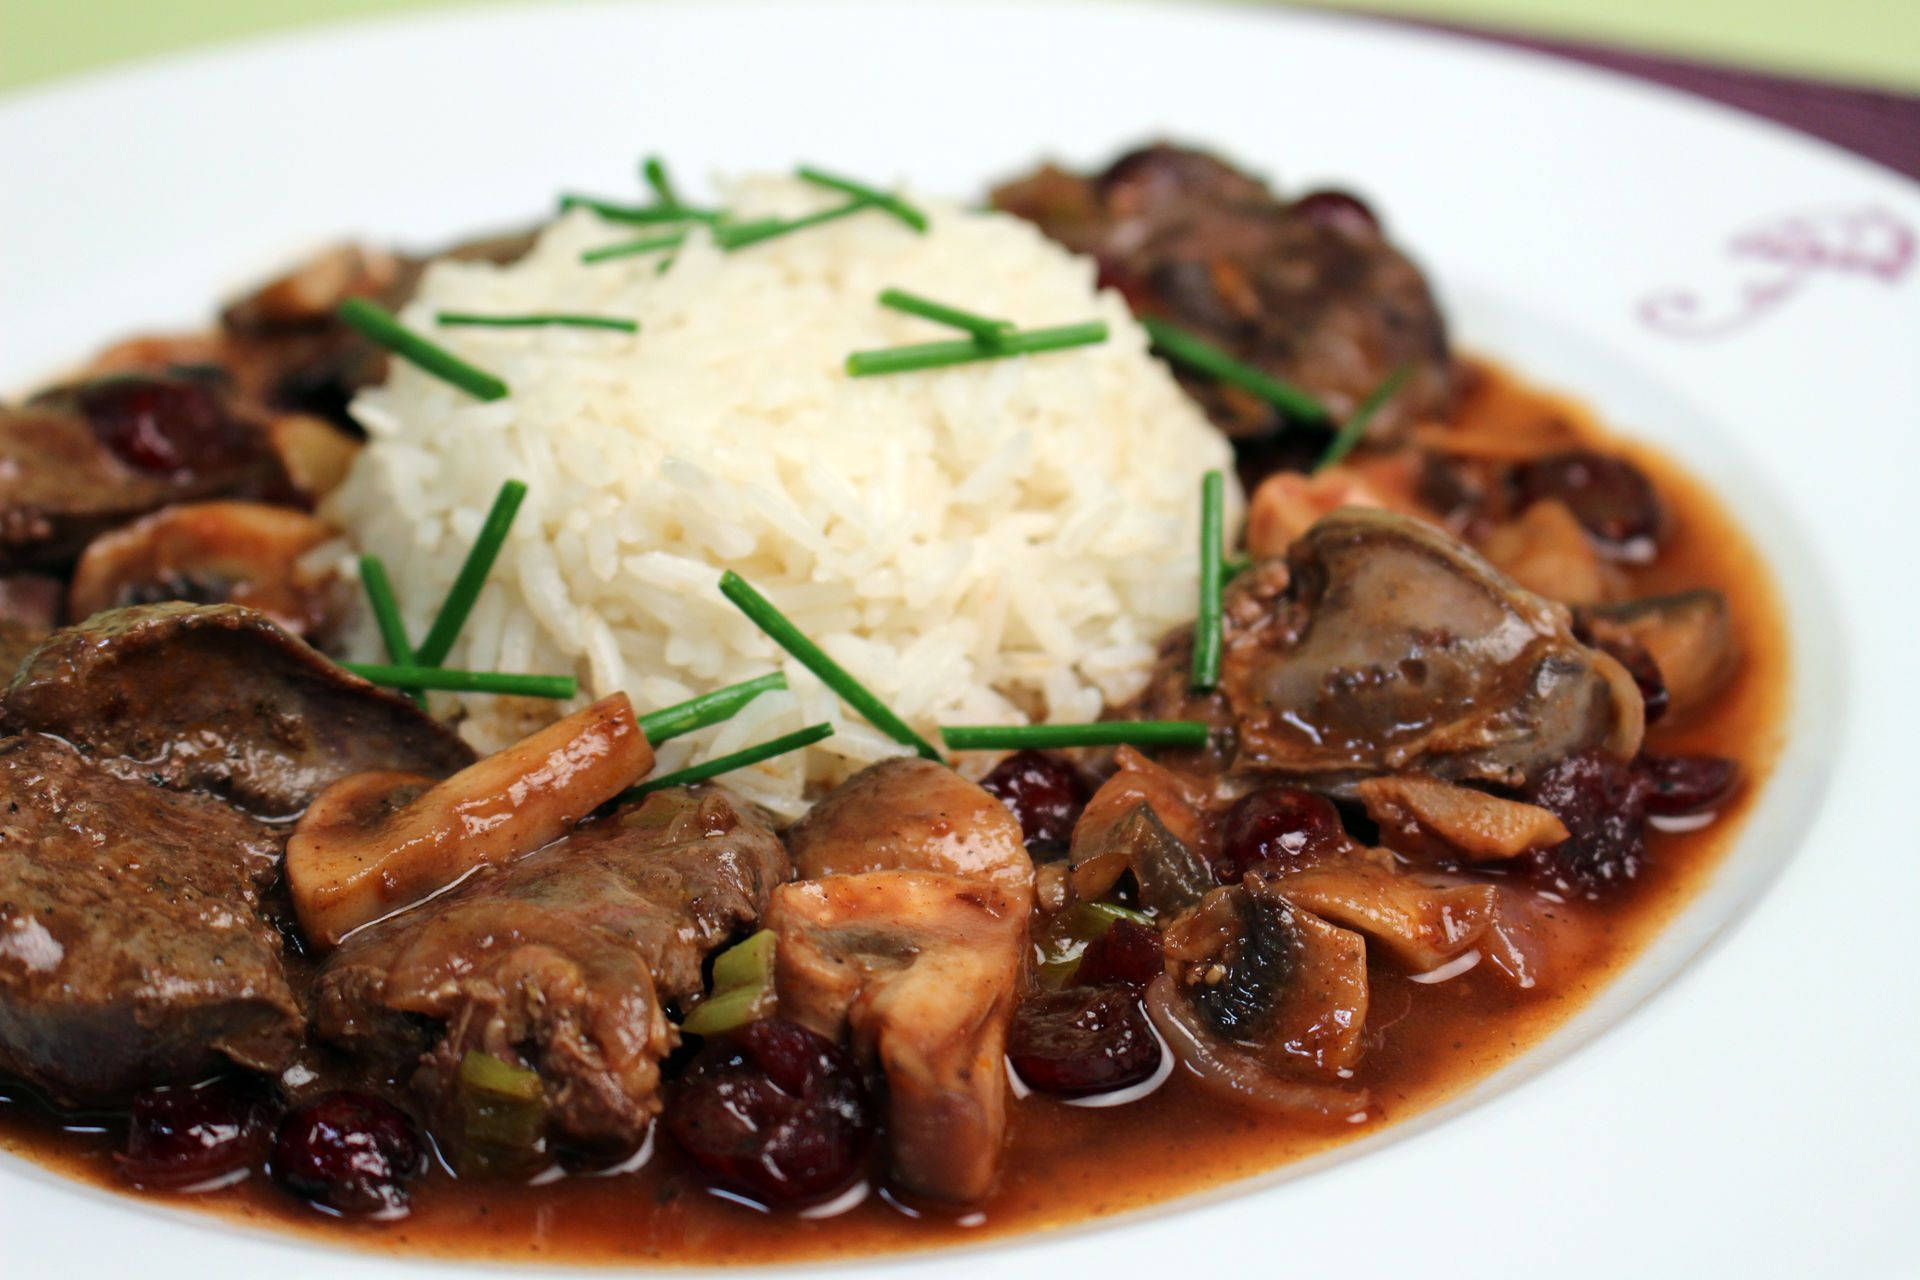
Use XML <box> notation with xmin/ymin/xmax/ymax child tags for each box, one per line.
<box><xmin>0</xmin><ymin>356</ymin><xmax>1791</xmax><ymax>1264</ymax></box>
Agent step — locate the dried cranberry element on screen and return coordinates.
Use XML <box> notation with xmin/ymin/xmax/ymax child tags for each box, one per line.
<box><xmin>1217</xmin><ymin>786</ymin><xmax>1346</xmax><ymax>882</ymax></box>
<box><xmin>1009</xmin><ymin>987</ymin><xmax>1162</xmax><ymax>1098</ymax></box>
<box><xmin>268</xmin><ymin>1092</ymin><xmax>425</xmax><ymax>1217</ymax></box>
<box><xmin>1523</xmin><ymin>751</ymin><xmax>1652</xmax><ymax>898</ymax></box>
<box><xmin>979</xmin><ymin>749</ymin><xmax>1088</xmax><ymax>852</ymax></box>
<box><xmin>57</xmin><ymin>376</ymin><xmax>258</xmax><ymax>478</ymax></box>
<box><xmin>1513</xmin><ymin>450</ymin><xmax>1664</xmax><ymax>550</ymax></box>
<box><xmin>664</xmin><ymin>1019</ymin><xmax>873</xmax><ymax>1207</ymax></box>
<box><xmin>1638</xmin><ymin>753</ymin><xmax>1742</xmax><ymax>817</ymax></box>
<box><xmin>1291</xmin><ymin>189</ymin><xmax>1381</xmax><ymax>237</ymax></box>
<box><xmin>1075</xmin><ymin>918</ymin><xmax>1164</xmax><ymax>989</ymax></box>
<box><xmin>117</xmin><ymin>1076</ymin><xmax>277</xmax><ymax>1192</ymax></box>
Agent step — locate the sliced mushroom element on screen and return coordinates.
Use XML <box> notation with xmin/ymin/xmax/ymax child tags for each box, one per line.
<box><xmin>221</xmin><ymin>245</ymin><xmax>405</xmax><ymax>334</ymax></box>
<box><xmin>1222</xmin><ymin>508</ymin><xmax>1644</xmax><ymax>789</ymax></box>
<box><xmin>1162</xmin><ymin>876</ymin><xmax>1371</xmax><ymax>1076</ymax></box>
<box><xmin>1579</xmin><ymin>589</ymin><xmax>1738</xmax><ymax>722</ymax></box>
<box><xmin>1068</xmin><ymin>746</ymin><xmax>1214</xmax><ymax>906</ymax></box>
<box><xmin>1350</xmin><ymin>774</ymin><xmax>1569</xmax><ymax>862</ymax></box>
<box><xmin>288</xmin><ymin>694</ymin><xmax>652</xmax><ymax>948</ymax></box>
<box><xmin>787</xmin><ymin>758</ymin><xmax>1033</xmax><ymax>905</ymax></box>
<box><xmin>1266</xmin><ymin>859</ymin><xmax>1497</xmax><ymax>972</ymax></box>
<box><xmin>1477</xmin><ymin>499</ymin><xmax>1624</xmax><ymax>606</ymax></box>
<box><xmin>68</xmin><ymin>501</ymin><xmax>339</xmax><ymax>637</ymax></box>
<box><xmin>2</xmin><ymin>602</ymin><xmax>473</xmax><ymax>816</ymax></box>
<box><xmin>767</xmin><ymin>870</ymin><xmax>1025</xmax><ymax>1203</ymax></box>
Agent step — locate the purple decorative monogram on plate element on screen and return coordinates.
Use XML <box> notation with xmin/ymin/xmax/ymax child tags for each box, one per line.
<box><xmin>1638</xmin><ymin>206</ymin><xmax>1913</xmax><ymax>338</ymax></box>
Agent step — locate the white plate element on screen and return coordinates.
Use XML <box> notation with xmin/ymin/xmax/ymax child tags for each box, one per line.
<box><xmin>1</xmin><ymin>3</ymin><xmax>1916</xmax><ymax>1275</ymax></box>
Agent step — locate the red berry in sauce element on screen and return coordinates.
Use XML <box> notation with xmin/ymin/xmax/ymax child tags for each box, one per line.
<box><xmin>1638</xmin><ymin>753</ymin><xmax>1741</xmax><ymax>817</ymax></box>
<box><xmin>66</xmin><ymin>376</ymin><xmax>255</xmax><ymax>478</ymax></box>
<box><xmin>1523</xmin><ymin>751</ymin><xmax>1652</xmax><ymax>899</ymax></box>
<box><xmin>1513</xmin><ymin>450</ymin><xmax>1664</xmax><ymax>551</ymax></box>
<box><xmin>268</xmin><ymin>1092</ymin><xmax>425</xmax><ymax>1217</ymax></box>
<box><xmin>116</xmin><ymin>1076</ymin><xmax>277</xmax><ymax>1192</ymax></box>
<box><xmin>1217</xmin><ymin>786</ymin><xmax>1346</xmax><ymax>882</ymax></box>
<box><xmin>979</xmin><ymin>749</ymin><xmax>1089</xmax><ymax>852</ymax></box>
<box><xmin>664</xmin><ymin>1019</ymin><xmax>873</xmax><ymax>1207</ymax></box>
<box><xmin>1009</xmin><ymin>987</ymin><xmax>1162</xmax><ymax>1098</ymax></box>
<box><xmin>1075</xmin><ymin>918</ymin><xmax>1165</xmax><ymax>989</ymax></box>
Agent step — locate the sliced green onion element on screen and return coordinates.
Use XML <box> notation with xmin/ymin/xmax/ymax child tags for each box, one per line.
<box><xmin>436</xmin><ymin>311</ymin><xmax>637</xmax><ymax>333</ymax></box>
<box><xmin>581</xmin><ymin>230</ymin><xmax>688</xmax><ymax>263</ymax></box>
<box><xmin>718</xmin><ymin>571</ymin><xmax>940</xmax><ymax>760</ymax></box>
<box><xmin>939</xmin><ymin>720</ymin><xmax>1211</xmax><ymax>751</ymax></box>
<box><xmin>638</xmin><ymin>672</ymin><xmax>787</xmax><ymax>744</ymax></box>
<box><xmin>1314</xmin><ymin>364</ymin><xmax>1413</xmax><ymax>474</ymax></box>
<box><xmin>336</xmin><ymin>298</ymin><xmax>507</xmax><ymax>402</ymax></box>
<box><xmin>1079</xmin><ymin>900</ymin><xmax>1155</xmax><ymax>928</ymax></box>
<box><xmin>357</xmin><ymin>554</ymin><xmax>424</xmax><ymax>708</ymax></box>
<box><xmin>641</xmin><ymin>155</ymin><xmax>679</xmax><ymax>206</ymax></box>
<box><xmin>454</xmin><ymin>1051</ymin><xmax>546</xmax><ymax>1176</ymax></box>
<box><xmin>1192</xmin><ymin>469</ymin><xmax>1225</xmax><ymax>691</ymax></box>
<box><xmin>846</xmin><ymin>321</ymin><xmax>1108</xmax><ymax>377</ymax></box>
<box><xmin>559</xmin><ymin>194</ymin><xmax>721</xmax><ymax>224</ymax></box>
<box><xmin>617</xmin><ymin>722</ymin><xmax>835</xmax><ymax>802</ymax></box>
<box><xmin>1141</xmin><ymin>316</ymin><xmax>1326</xmax><ymax>422</ymax></box>
<box><xmin>414</xmin><ymin>479</ymin><xmax>528</xmax><ymax>667</ymax></box>
<box><xmin>878</xmin><ymin>288</ymin><xmax>1013</xmax><ymax>345</ymax></box>
<box><xmin>681</xmin><ymin>930</ymin><xmax>776</xmax><ymax>1036</ymax></box>
<box><xmin>342</xmin><ymin>662</ymin><xmax>577</xmax><ymax>700</ymax></box>
<box><xmin>796</xmin><ymin>166</ymin><xmax>928</xmax><ymax>232</ymax></box>
<box><xmin>714</xmin><ymin>200</ymin><xmax>874</xmax><ymax>250</ymax></box>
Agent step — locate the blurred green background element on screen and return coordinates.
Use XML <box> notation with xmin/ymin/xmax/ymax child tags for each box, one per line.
<box><xmin>4</xmin><ymin>0</ymin><xmax>1918</xmax><ymax>95</ymax></box>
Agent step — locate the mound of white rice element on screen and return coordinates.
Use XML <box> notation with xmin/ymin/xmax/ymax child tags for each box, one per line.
<box><xmin>328</xmin><ymin>176</ymin><xmax>1241</xmax><ymax>819</ymax></box>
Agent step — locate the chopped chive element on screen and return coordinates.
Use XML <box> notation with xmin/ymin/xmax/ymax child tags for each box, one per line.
<box><xmin>939</xmin><ymin>721</ymin><xmax>1212</xmax><ymax>751</ymax></box>
<box><xmin>1314</xmin><ymin>364</ymin><xmax>1413</xmax><ymax>473</ymax></box>
<box><xmin>414</xmin><ymin>479</ymin><xmax>528</xmax><ymax>668</ymax></box>
<box><xmin>1141</xmin><ymin>317</ymin><xmax>1326</xmax><ymax>422</ymax></box>
<box><xmin>714</xmin><ymin>200</ymin><xmax>878</xmax><ymax>250</ymax></box>
<box><xmin>641</xmin><ymin>155</ymin><xmax>679</xmax><ymax>206</ymax></box>
<box><xmin>581</xmin><ymin>230</ymin><xmax>688</xmax><ymax>263</ymax></box>
<box><xmin>638</xmin><ymin>672</ymin><xmax>788</xmax><ymax>745</ymax></box>
<box><xmin>336</xmin><ymin>298</ymin><xmax>507</xmax><ymax>402</ymax></box>
<box><xmin>878</xmin><ymin>288</ymin><xmax>1013</xmax><ymax>345</ymax></box>
<box><xmin>559</xmin><ymin>194</ymin><xmax>721</xmax><ymax>224</ymax></box>
<box><xmin>796</xmin><ymin>166</ymin><xmax>928</xmax><ymax>233</ymax></box>
<box><xmin>343</xmin><ymin>663</ymin><xmax>577</xmax><ymax>700</ymax></box>
<box><xmin>617</xmin><ymin>722</ymin><xmax>836</xmax><ymax>802</ymax></box>
<box><xmin>358</xmin><ymin>554</ymin><xmax>425</xmax><ymax>709</ymax></box>
<box><xmin>436</xmin><ymin>311</ymin><xmax>638</xmax><ymax>333</ymax></box>
<box><xmin>846</xmin><ymin>321</ymin><xmax>1108</xmax><ymax>377</ymax></box>
<box><xmin>1192</xmin><ymin>469</ymin><xmax>1225</xmax><ymax>691</ymax></box>
<box><xmin>718</xmin><ymin>571</ymin><xmax>941</xmax><ymax>760</ymax></box>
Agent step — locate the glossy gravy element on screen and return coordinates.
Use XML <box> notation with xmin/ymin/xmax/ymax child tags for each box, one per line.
<box><xmin>0</xmin><ymin>357</ymin><xmax>1791</xmax><ymax>1264</ymax></box>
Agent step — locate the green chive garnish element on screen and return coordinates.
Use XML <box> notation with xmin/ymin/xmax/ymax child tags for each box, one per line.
<box><xmin>617</xmin><ymin>723</ymin><xmax>836</xmax><ymax>802</ymax></box>
<box><xmin>1192</xmin><ymin>469</ymin><xmax>1225</xmax><ymax>691</ymax></box>
<box><xmin>940</xmin><ymin>721</ymin><xmax>1212</xmax><ymax>751</ymax></box>
<box><xmin>436</xmin><ymin>312</ymin><xmax>638</xmax><ymax>334</ymax></box>
<box><xmin>1314</xmin><ymin>364</ymin><xmax>1413</xmax><ymax>473</ymax></box>
<box><xmin>1141</xmin><ymin>317</ymin><xmax>1326</xmax><ymax>422</ymax></box>
<box><xmin>414</xmin><ymin>479</ymin><xmax>528</xmax><ymax>668</ymax></box>
<box><xmin>581</xmin><ymin>230</ymin><xmax>688</xmax><ymax>263</ymax></box>
<box><xmin>796</xmin><ymin>166</ymin><xmax>928</xmax><ymax>233</ymax></box>
<box><xmin>846</xmin><ymin>321</ymin><xmax>1108</xmax><ymax>377</ymax></box>
<box><xmin>714</xmin><ymin>200</ymin><xmax>873</xmax><ymax>250</ymax></box>
<box><xmin>642</xmin><ymin>155</ymin><xmax>679</xmax><ymax>206</ymax></box>
<box><xmin>559</xmin><ymin>194</ymin><xmax>721</xmax><ymax>224</ymax></box>
<box><xmin>878</xmin><ymin>288</ymin><xmax>1013</xmax><ymax>345</ymax></box>
<box><xmin>337</xmin><ymin>298</ymin><xmax>507</xmax><ymax>402</ymax></box>
<box><xmin>343</xmin><ymin>663</ymin><xmax>577</xmax><ymax>700</ymax></box>
<box><xmin>718</xmin><ymin>571</ymin><xmax>940</xmax><ymax>760</ymax></box>
<box><xmin>638</xmin><ymin>672</ymin><xmax>787</xmax><ymax>745</ymax></box>
<box><xmin>358</xmin><ymin>554</ymin><xmax>425</xmax><ymax>708</ymax></box>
